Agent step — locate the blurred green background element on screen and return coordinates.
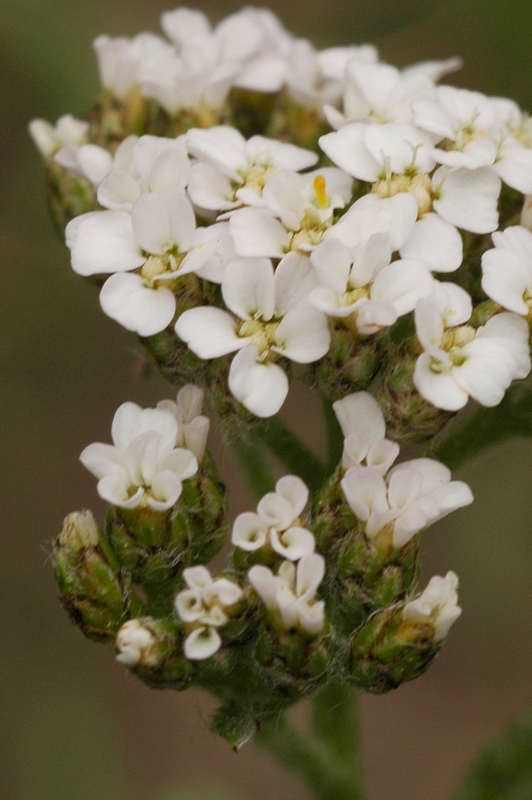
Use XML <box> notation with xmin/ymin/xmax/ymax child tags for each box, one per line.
<box><xmin>2</xmin><ymin>1</ymin><xmax>532</xmax><ymax>798</ymax></box>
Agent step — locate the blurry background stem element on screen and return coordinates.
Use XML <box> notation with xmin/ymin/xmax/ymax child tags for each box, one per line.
<box><xmin>258</xmin><ymin>684</ymin><xmax>364</xmax><ymax>800</ymax></box>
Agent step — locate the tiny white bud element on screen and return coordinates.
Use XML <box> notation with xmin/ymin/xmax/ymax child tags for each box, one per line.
<box><xmin>59</xmin><ymin>510</ymin><xmax>99</xmax><ymax>551</ymax></box>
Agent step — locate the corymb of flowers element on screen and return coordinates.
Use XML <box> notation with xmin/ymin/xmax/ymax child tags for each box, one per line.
<box><xmin>34</xmin><ymin>5</ymin><xmax>531</xmax><ymax>748</ymax></box>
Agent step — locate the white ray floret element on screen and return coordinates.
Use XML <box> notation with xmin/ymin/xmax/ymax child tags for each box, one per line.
<box><xmin>175</xmin><ymin>566</ymin><xmax>243</xmax><ymax>660</ymax></box>
<box><xmin>80</xmin><ymin>401</ymin><xmax>198</xmax><ymax>511</ymax></box>
<box><xmin>341</xmin><ymin>457</ymin><xmax>473</xmax><ymax>549</ymax></box>
<box><xmin>414</xmin><ymin>283</ymin><xmax>531</xmax><ymax>410</ymax></box>
<box><xmin>248</xmin><ymin>553</ymin><xmax>326</xmax><ymax>634</ymax></box>
<box><xmin>402</xmin><ymin>571</ymin><xmax>462</xmax><ymax>641</ymax></box>
<box><xmin>333</xmin><ymin>391</ymin><xmax>400</xmax><ymax>474</ymax></box>
<box><xmin>309</xmin><ymin>234</ymin><xmax>434</xmax><ymax>335</ymax></box>
<box><xmin>186</xmin><ymin>125</ymin><xmax>318</xmax><ymax>212</ymax></box>
<box><xmin>175</xmin><ymin>254</ymin><xmax>330</xmax><ymax>417</ymax></box>
<box><xmin>481</xmin><ymin>225</ymin><xmax>532</xmax><ymax>316</ymax></box>
<box><xmin>157</xmin><ymin>384</ymin><xmax>210</xmax><ymax>463</ymax></box>
<box><xmin>232</xmin><ymin>476</ymin><xmax>314</xmax><ymax>560</ymax></box>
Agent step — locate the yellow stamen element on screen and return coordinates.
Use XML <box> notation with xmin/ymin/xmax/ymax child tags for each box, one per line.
<box><xmin>313</xmin><ymin>175</ymin><xmax>328</xmax><ymax>208</ymax></box>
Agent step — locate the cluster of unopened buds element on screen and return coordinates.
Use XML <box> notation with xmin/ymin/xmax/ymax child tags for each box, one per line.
<box><xmin>33</xmin><ymin>5</ymin><xmax>532</xmax><ymax>746</ymax></box>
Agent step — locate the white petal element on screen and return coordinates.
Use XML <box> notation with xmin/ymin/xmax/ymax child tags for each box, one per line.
<box><xmin>98</xmin><ymin>475</ymin><xmax>143</xmax><ymax>508</ymax></box>
<box><xmin>222</xmin><ymin>259</ymin><xmax>275</xmax><ymax>321</ymax></box>
<box><xmin>147</xmin><ymin>470</ymin><xmax>183</xmax><ymax>510</ymax></box>
<box><xmin>228</xmin><ymin>346</ymin><xmax>289</xmax><ymax>417</ymax></box>
<box><xmin>273</xmin><ymin>305</ymin><xmax>330</xmax><ymax>363</ymax></box>
<box><xmin>400</xmin><ymin>214</ymin><xmax>463</xmax><ymax>273</ymax></box>
<box><xmin>184</xmin><ymin>627</ymin><xmax>222</xmax><ymax>660</ymax></box>
<box><xmin>341</xmin><ymin>466</ymin><xmax>388</xmax><ymax>522</ymax></box>
<box><xmin>433</xmin><ymin>167</ymin><xmax>501</xmax><ymax>234</ymax></box>
<box><xmin>274</xmin><ymin>252</ymin><xmax>319</xmax><ymax>315</ymax></box>
<box><xmin>66</xmin><ymin>211</ymin><xmax>143</xmax><ymax>276</ymax></box>
<box><xmin>97</xmin><ymin>170</ymin><xmax>141</xmax><ymax>211</ymax></box>
<box><xmin>79</xmin><ymin>442</ymin><xmax>128</xmax><ymax>479</ymax></box>
<box><xmin>100</xmin><ymin>272</ymin><xmax>177</xmax><ymax>336</ymax></box>
<box><xmin>370</xmin><ymin>260</ymin><xmax>434</xmax><ymax>316</ymax></box>
<box><xmin>275</xmin><ymin>476</ymin><xmax>309</xmax><ymax>518</ymax></box>
<box><xmin>232</xmin><ymin>512</ymin><xmax>268</xmax><ymax>551</ymax></box>
<box><xmin>319</xmin><ymin>123</ymin><xmax>380</xmax><ymax>181</ymax></box>
<box><xmin>333</xmin><ymin>391</ymin><xmax>386</xmax><ymax>443</ymax></box>
<box><xmin>132</xmin><ymin>190</ymin><xmax>195</xmax><ymax>255</ymax></box>
<box><xmin>296</xmin><ymin>553</ymin><xmax>325</xmax><ymax>601</ymax></box>
<box><xmin>158</xmin><ymin>448</ymin><xmax>199</xmax><ymax>481</ymax></box>
<box><xmin>270</xmin><ymin>527</ymin><xmax>316</xmax><ymax>561</ymax></box>
<box><xmin>175</xmin><ymin>307</ymin><xmax>246</xmax><ymax>358</ymax></box>
<box><xmin>414</xmin><ymin>352</ymin><xmax>468</xmax><ymax>410</ymax></box>
<box><xmin>230</xmin><ymin>208</ymin><xmax>291</xmax><ymax>258</ymax></box>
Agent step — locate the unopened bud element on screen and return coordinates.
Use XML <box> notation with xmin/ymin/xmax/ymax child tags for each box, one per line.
<box><xmin>116</xmin><ymin>618</ymin><xmax>169</xmax><ymax>667</ymax></box>
<box><xmin>59</xmin><ymin>510</ymin><xmax>99</xmax><ymax>552</ymax></box>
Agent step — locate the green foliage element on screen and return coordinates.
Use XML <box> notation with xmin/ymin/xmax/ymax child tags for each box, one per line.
<box><xmin>455</xmin><ymin>708</ymin><xmax>532</xmax><ymax>800</ymax></box>
<box><xmin>434</xmin><ymin>376</ymin><xmax>532</xmax><ymax>470</ymax></box>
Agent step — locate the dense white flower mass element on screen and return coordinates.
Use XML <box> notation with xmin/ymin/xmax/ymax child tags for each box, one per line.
<box><xmin>80</xmin><ymin>399</ymin><xmax>199</xmax><ymax>510</ymax></box>
<box><xmin>33</xmin><ymin>4</ymin><xmax>532</xmax><ymax>423</ymax></box>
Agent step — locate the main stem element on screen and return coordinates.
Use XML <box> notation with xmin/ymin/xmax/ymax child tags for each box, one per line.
<box><xmin>258</xmin><ymin>684</ymin><xmax>365</xmax><ymax>800</ymax></box>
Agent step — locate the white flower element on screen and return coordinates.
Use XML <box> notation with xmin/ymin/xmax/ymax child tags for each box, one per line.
<box><xmin>93</xmin><ymin>32</ymin><xmax>173</xmax><ymax>100</ymax></box>
<box><xmin>115</xmin><ymin>619</ymin><xmax>160</xmax><ymax>666</ymax></box>
<box><xmin>157</xmin><ymin>384</ymin><xmax>210</xmax><ymax>463</ymax></box>
<box><xmin>481</xmin><ymin>225</ymin><xmax>532</xmax><ymax>316</ymax></box>
<box><xmin>319</xmin><ymin>122</ymin><xmax>436</xmax><ymax>184</ymax></box>
<box><xmin>232</xmin><ymin>476</ymin><xmax>314</xmax><ymax>560</ymax></box>
<box><xmin>96</xmin><ymin>135</ymin><xmax>190</xmax><ymax>211</ymax></box>
<box><xmin>402</xmin><ymin>571</ymin><xmax>461</xmax><ymax>641</ymax></box>
<box><xmin>67</xmin><ymin>189</ymin><xmax>216</xmax><ymax>336</ymax></box>
<box><xmin>54</xmin><ymin>143</ymin><xmax>115</xmax><ymax>187</ymax></box>
<box><xmin>186</xmin><ymin>125</ymin><xmax>318</xmax><ymax>212</ymax></box>
<box><xmin>413</xmin><ymin>86</ymin><xmax>532</xmax><ymax>192</ymax></box>
<box><xmin>248</xmin><ymin>553</ymin><xmax>326</xmax><ymax>634</ymax></box>
<box><xmin>79</xmin><ymin>401</ymin><xmax>198</xmax><ymax>511</ymax></box>
<box><xmin>323</xmin><ymin>58</ymin><xmax>459</xmax><ymax>129</ymax></box>
<box><xmin>341</xmin><ymin>458</ymin><xmax>473</xmax><ymax>549</ymax></box>
<box><xmin>138</xmin><ymin>36</ymin><xmax>239</xmax><ymax>116</ymax></box>
<box><xmin>175</xmin><ymin>566</ymin><xmax>242</xmax><ymax>660</ymax></box>
<box><xmin>414</xmin><ymin>283</ymin><xmax>531</xmax><ymax>410</ymax></box>
<box><xmin>309</xmin><ymin>234</ymin><xmax>434</xmax><ymax>335</ymax></box>
<box><xmin>332</xmin><ymin>391</ymin><xmax>399</xmax><ymax>474</ymax></box>
<box><xmin>29</xmin><ymin>114</ymin><xmax>89</xmax><ymax>159</ymax></box>
<box><xmin>229</xmin><ymin>168</ymin><xmax>353</xmax><ymax>257</ymax></box>
<box><xmin>175</xmin><ymin>254</ymin><xmax>330</xmax><ymax>417</ymax></box>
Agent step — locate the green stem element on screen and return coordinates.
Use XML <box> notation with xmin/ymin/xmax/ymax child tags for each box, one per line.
<box><xmin>433</xmin><ymin>378</ymin><xmax>532</xmax><ymax>470</ymax></box>
<box><xmin>258</xmin><ymin>684</ymin><xmax>364</xmax><ymax>800</ymax></box>
<box><xmin>232</xmin><ymin>437</ymin><xmax>276</xmax><ymax>501</ymax></box>
<box><xmin>254</xmin><ymin>416</ymin><xmax>328</xmax><ymax>493</ymax></box>
<box><xmin>321</xmin><ymin>397</ymin><xmax>344</xmax><ymax>475</ymax></box>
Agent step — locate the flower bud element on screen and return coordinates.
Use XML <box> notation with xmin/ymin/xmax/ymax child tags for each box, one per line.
<box><xmin>53</xmin><ymin>511</ymin><xmax>132</xmax><ymax>641</ymax></box>
<box><xmin>58</xmin><ymin>510</ymin><xmax>99</xmax><ymax>552</ymax></box>
<box><xmin>115</xmin><ymin>617</ymin><xmax>194</xmax><ymax>689</ymax></box>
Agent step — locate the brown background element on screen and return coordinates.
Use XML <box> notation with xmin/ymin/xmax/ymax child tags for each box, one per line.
<box><xmin>2</xmin><ymin>1</ymin><xmax>532</xmax><ymax>798</ymax></box>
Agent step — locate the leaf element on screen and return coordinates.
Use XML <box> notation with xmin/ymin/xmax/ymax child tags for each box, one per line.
<box><xmin>454</xmin><ymin>708</ymin><xmax>532</xmax><ymax>800</ymax></box>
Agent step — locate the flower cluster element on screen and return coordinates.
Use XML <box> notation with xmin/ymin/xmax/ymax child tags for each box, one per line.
<box><xmin>41</xmin><ymin>4</ymin><xmax>528</xmax><ymax>746</ymax></box>
<box><xmin>31</xmin><ymin>5</ymin><xmax>532</xmax><ymax>421</ymax></box>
